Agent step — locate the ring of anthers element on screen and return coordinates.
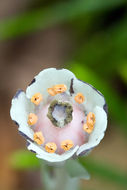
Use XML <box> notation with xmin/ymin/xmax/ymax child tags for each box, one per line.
<box><xmin>27</xmin><ymin>84</ymin><xmax>96</xmax><ymax>153</ymax></box>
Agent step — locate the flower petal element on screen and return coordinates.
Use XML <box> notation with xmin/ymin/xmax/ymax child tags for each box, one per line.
<box><xmin>76</xmin><ymin>106</ymin><xmax>107</xmax><ymax>156</ymax></box>
<box><xmin>27</xmin><ymin>141</ymin><xmax>79</xmax><ymax>163</ymax></box>
<box><xmin>73</xmin><ymin>79</ymin><xmax>106</xmax><ymax>112</ymax></box>
<box><xmin>10</xmin><ymin>90</ymin><xmax>34</xmax><ymax>140</ymax></box>
<box><xmin>26</xmin><ymin>68</ymin><xmax>76</xmax><ymax>101</ymax></box>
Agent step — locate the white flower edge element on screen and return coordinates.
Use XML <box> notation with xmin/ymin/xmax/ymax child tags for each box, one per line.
<box><xmin>26</xmin><ymin>68</ymin><xmax>76</xmax><ymax>102</ymax></box>
<box><xmin>73</xmin><ymin>79</ymin><xmax>106</xmax><ymax>112</ymax></box>
<box><xmin>27</xmin><ymin>141</ymin><xmax>79</xmax><ymax>163</ymax></box>
<box><xmin>10</xmin><ymin>90</ymin><xmax>34</xmax><ymax>140</ymax></box>
<box><xmin>76</xmin><ymin>106</ymin><xmax>107</xmax><ymax>156</ymax></box>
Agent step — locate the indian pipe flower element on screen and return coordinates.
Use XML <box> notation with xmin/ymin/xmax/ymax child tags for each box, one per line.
<box><xmin>10</xmin><ymin>68</ymin><xmax>108</xmax><ymax>163</ymax></box>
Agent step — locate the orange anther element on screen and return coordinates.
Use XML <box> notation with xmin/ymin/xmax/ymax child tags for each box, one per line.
<box><xmin>61</xmin><ymin>140</ymin><xmax>74</xmax><ymax>151</ymax></box>
<box><xmin>27</xmin><ymin>113</ymin><xmax>38</xmax><ymax>125</ymax></box>
<box><xmin>47</xmin><ymin>88</ymin><xmax>56</xmax><ymax>96</ymax></box>
<box><xmin>54</xmin><ymin>84</ymin><xmax>67</xmax><ymax>94</ymax></box>
<box><xmin>47</xmin><ymin>84</ymin><xmax>67</xmax><ymax>96</ymax></box>
<box><xmin>83</xmin><ymin>112</ymin><xmax>95</xmax><ymax>134</ymax></box>
<box><xmin>87</xmin><ymin>112</ymin><xmax>95</xmax><ymax>127</ymax></box>
<box><xmin>31</xmin><ymin>93</ymin><xmax>42</xmax><ymax>105</ymax></box>
<box><xmin>45</xmin><ymin>142</ymin><xmax>57</xmax><ymax>153</ymax></box>
<box><xmin>34</xmin><ymin>132</ymin><xmax>44</xmax><ymax>145</ymax></box>
<box><xmin>74</xmin><ymin>93</ymin><xmax>85</xmax><ymax>104</ymax></box>
<box><xmin>83</xmin><ymin>123</ymin><xmax>94</xmax><ymax>134</ymax></box>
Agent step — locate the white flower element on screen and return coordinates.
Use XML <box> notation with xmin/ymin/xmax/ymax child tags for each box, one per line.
<box><xmin>10</xmin><ymin>68</ymin><xmax>107</xmax><ymax>163</ymax></box>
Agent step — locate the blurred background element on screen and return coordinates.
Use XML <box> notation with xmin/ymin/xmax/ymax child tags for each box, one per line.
<box><xmin>0</xmin><ymin>0</ymin><xmax>127</xmax><ymax>190</ymax></box>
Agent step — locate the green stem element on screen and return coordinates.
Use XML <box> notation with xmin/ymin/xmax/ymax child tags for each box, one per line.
<box><xmin>41</xmin><ymin>162</ymin><xmax>79</xmax><ymax>190</ymax></box>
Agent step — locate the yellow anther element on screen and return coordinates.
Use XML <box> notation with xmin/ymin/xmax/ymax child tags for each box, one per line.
<box><xmin>47</xmin><ymin>84</ymin><xmax>67</xmax><ymax>96</ymax></box>
<box><xmin>61</xmin><ymin>140</ymin><xmax>74</xmax><ymax>151</ymax></box>
<box><xmin>45</xmin><ymin>142</ymin><xmax>57</xmax><ymax>153</ymax></box>
<box><xmin>34</xmin><ymin>132</ymin><xmax>44</xmax><ymax>145</ymax></box>
<box><xmin>31</xmin><ymin>93</ymin><xmax>42</xmax><ymax>105</ymax></box>
<box><xmin>83</xmin><ymin>112</ymin><xmax>95</xmax><ymax>134</ymax></box>
<box><xmin>74</xmin><ymin>93</ymin><xmax>85</xmax><ymax>104</ymax></box>
<box><xmin>83</xmin><ymin>123</ymin><xmax>94</xmax><ymax>134</ymax></box>
<box><xmin>87</xmin><ymin>112</ymin><xmax>95</xmax><ymax>127</ymax></box>
<box><xmin>27</xmin><ymin>113</ymin><xmax>38</xmax><ymax>125</ymax></box>
<box><xmin>54</xmin><ymin>84</ymin><xmax>67</xmax><ymax>94</ymax></box>
<box><xmin>47</xmin><ymin>88</ymin><xmax>57</xmax><ymax>96</ymax></box>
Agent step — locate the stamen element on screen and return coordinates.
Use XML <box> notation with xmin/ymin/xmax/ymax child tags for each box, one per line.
<box><xmin>83</xmin><ymin>123</ymin><xmax>94</xmax><ymax>134</ymax></box>
<box><xmin>31</xmin><ymin>93</ymin><xmax>42</xmax><ymax>105</ymax></box>
<box><xmin>47</xmin><ymin>88</ymin><xmax>56</xmax><ymax>96</ymax></box>
<box><xmin>45</xmin><ymin>142</ymin><xmax>57</xmax><ymax>153</ymax></box>
<box><xmin>74</xmin><ymin>93</ymin><xmax>85</xmax><ymax>104</ymax></box>
<box><xmin>83</xmin><ymin>112</ymin><xmax>95</xmax><ymax>134</ymax></box>
<box><xmin>61</xmin><ymin>140</ymin><xmax>74</xmax><ymax>151</ymax></box>
<box><xmin>47</xmin><ymin>84</ymin><xmax>67</xmax><ymax>96</ymax></box>
<box><xmin>33</xmin><ymin>132</ymin><xmax>44</xmax><ymax>145</ymax></box>
<box><xmin>54</xmin><ymin>84</ymin><xmax>67</xmax><ymax>94</ymax></box>
<box><xmin>27</xmin><ymin>113</ymin><xmax>38</xmax><ymax>125</ymax></box>
<box><xmin>87</xmin><ymin>112</ymin><xmax>95</xmax><ymax>127</ymax></box>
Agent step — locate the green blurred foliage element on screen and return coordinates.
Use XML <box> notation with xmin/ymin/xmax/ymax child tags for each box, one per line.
<box><xmin>119</xmin><ymin>62</ymin><xmax>127</xmax><ymax>84</ymax></box>
<box><xmin>79</xmin><ymin>157</ymin><xmax>127</xmax><ymax>187</ymax></box>
<box><xmin>9</xmin><ymin>149</ymin><xmax>40</xmax><ymax>170</ymax></box>
<box><xmin>0</xmin><ymin>0</ymin><xmax>126</xmax><ymax>39</ymax></box>
<box><xmin>9</xmin><ymin>150</ymin><xmax>127</xmax><ymax>188</ymax></box>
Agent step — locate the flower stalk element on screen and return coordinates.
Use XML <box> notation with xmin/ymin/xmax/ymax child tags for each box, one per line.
<box><xmin>41</xmin><ymin>162</ymin><xmax>79</xmax><ymax>190</ymax></box>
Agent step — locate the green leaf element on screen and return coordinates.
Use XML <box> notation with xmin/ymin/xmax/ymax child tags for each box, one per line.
<box><xmin>79</xmin><ymin>157</ymin><xmax>127</xmax><ymax>187</ymax></box>
<box><xmin>9</xmin><ymin>149</ymin><xmax>40</xmax><ymax>170</ymax></box>
<box><xmin>0</xmin><ymin>0</ymin><xmax>126</xmax><ymax>40</ymax></box>
<box><xmin>65</xmin><ymin>159</ymin><xmax>90</xmax><ymax>180</ymax></box>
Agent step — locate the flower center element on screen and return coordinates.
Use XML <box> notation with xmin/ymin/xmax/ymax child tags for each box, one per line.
<box><xmin>47</xmin><ymin>100</ymin><xmax>73</xmax><ymax>128</ymax></box>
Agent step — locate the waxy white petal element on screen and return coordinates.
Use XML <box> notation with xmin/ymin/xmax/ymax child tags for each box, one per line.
<box><xmin>10</xmin><ymin>90</ymin><xmax>34</xmax><ymax>139</ymax></box>
<box><xmin>26</xmin><ymin>68</ymin><xmax>76</xmax><ymax>102</ymax></box>
<box><xmin>73</xmin><ymin>79</ymin><xmax>106</xmax><ymax>112</ymax></box>
<box><xmin>76</xmin><ymin>106</ymin><xmax>107</xmax><ymax>156</ymax></box>
<box><xmin>27</xmin><ymin>141</ymin><xmax>79</xmax><ymax>163</ymax></box>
